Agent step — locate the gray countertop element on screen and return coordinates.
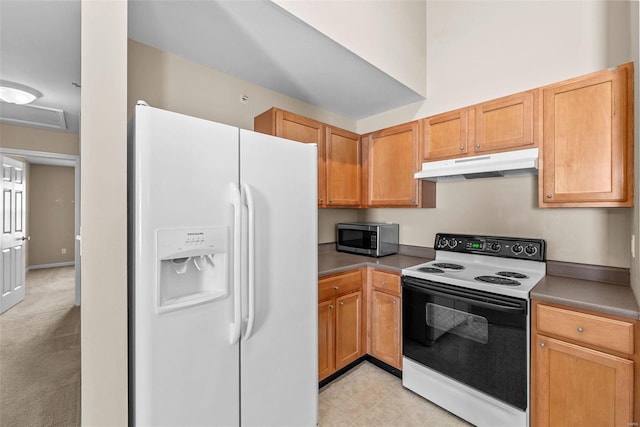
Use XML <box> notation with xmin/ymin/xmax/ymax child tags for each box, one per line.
<box><xmin>318</xmin><ymin>249</ymin><xmax>431</xmax><ymax>277</ymax></box>
<box><xmin>319</xmin><ymin>246</ymin><xmax>640</xmax><ymax>320</ymax></box>
<box><xmin>530</xmin><ymin>275</ymin><xmax>639</xmax><ymax>319</ymax></box>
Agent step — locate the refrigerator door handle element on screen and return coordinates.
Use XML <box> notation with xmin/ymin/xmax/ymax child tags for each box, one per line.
<box><xmin>242</xmin><ymin>183</ymin><xmax>256</xmax><ymax>341</ymax></box>
<box><xmin>229</xmin><ymin>182</ymin><xmax>242</xmax><ymax>344</ymax></box>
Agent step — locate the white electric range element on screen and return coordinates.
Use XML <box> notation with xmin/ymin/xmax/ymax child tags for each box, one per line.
<box><xmin>401</xmin><ymin>233</ymin><xmax>546</xmax><ymax>427</ymax></box>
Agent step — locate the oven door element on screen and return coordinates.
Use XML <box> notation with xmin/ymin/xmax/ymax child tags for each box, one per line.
<box><xmin>402</xmin><ymin>276</ymin><xmax>528</xmax><ymax>410</ymax></box>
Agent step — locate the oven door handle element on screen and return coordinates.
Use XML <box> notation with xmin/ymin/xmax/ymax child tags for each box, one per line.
<box><xmin>402</xmin><ymin>281</ymin><xmax>527</xmax><ymax>315</ymax></box>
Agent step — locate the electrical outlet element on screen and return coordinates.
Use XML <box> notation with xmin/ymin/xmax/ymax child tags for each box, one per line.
<box><xmin>61</xmin><ymin>248</ymin><xmax>67</xmax><ymax>254</ymax></box>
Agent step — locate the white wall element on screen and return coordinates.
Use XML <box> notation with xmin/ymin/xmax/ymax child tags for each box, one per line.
<box><xmin>358</xmin><ymin>0</ymin><xmax>636</xmax><ymax>271</ymax></box>
<box><xmin>81</xmin><ymin>1</ymin><xmax>128</xmax><ymax>424</ymax></box>
<box><xmin>358</xmin><ymin>0</ymin><xmax>633</xmax><ymax>133</ymax></box>
<box><xmin>274</xmin><ymin>0</ymin><xmax>427</xmax><ymax>98</ymax></box>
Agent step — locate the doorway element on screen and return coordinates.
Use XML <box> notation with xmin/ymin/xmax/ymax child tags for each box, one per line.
<box><xmin>0</xmin><ymin>148</ymin><xmax>80</xmax><ymax>306</ymax></box>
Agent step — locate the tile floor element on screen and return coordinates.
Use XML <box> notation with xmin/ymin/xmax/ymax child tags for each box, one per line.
<box><xmin>319</xmin><ymin>361</ymin><xmax>473</xmax><ymax>427</ymax></box>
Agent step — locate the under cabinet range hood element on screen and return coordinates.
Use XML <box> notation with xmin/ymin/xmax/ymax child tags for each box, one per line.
<box><xmin>415</xmin><ymin>148</ymin><xmax>539</xmax><ymax>181</ymax></box>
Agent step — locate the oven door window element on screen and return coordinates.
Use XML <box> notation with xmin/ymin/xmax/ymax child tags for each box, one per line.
<box><xmin>338</xmin><ymin>229</ymin><xmax>374</xmax><ymax>250</ymax></box>
<box><xmin>403</xmin><ymin>279</ymin><xmax>527</xmax><ymax>410</ymax></box>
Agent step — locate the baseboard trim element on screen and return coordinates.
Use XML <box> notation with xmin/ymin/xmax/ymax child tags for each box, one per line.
<box><xmin>27</xmin><ymin>261</ymin><xmax>75</xmax><ymax>271</ymax></box>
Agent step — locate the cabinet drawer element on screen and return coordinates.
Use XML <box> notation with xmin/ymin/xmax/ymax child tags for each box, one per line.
<box><xmin>536</xmin><ymin>304</ymin><xmax>634</xmax><ymax>355</ymax></box>
<box><xmin>371</xmin><ymin>270</ymin><xmax>400</xmax><ymax>294</ymax></box>
<box><xmin>319</xmin><ymin>270</ymin><xmax>362</xmax><ymax>301</ymax></box>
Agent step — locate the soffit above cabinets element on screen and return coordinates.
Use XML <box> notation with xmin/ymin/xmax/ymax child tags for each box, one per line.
<box><xmin>128</xmin><ymin>0</ymin><xmax>425</xmax><ymax>119</ymax></box>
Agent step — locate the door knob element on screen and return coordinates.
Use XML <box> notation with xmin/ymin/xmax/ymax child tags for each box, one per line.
<box><xmin>18</xmin><ymin>236</ymin><xmax>30</xmax><ymax>241</ymax></box>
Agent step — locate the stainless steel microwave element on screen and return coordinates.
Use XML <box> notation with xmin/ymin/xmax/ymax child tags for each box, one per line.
<box><xmin>336</xmin><ymin>222</ymin><xmax>399</xmax><ymax>257</ymax></box>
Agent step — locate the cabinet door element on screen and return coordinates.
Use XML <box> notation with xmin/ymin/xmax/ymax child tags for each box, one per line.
<box><xmin>318</xmin><ymin>300</ymin><xmax>336</xmax><ymax>381</ymax></box>
<box><xmin>325</xmin><ymin>127</ymin><xmax>361</xmax><ymax>206</ymax></box>
<box><xmin>364</xmin><ymin>121</ymin><xmax>423</xmax><ymax>207</ymax></box>
<box><xmin>370</xmin><ymin>290</ymin><xmax>401</xmax><ymax>369</ymax></box>
<box><xmin>534</xmin><ymin>335</ymin><xmax>633</xmax><ymax>427</ymax></box>
<box><xmin>540</xmin><ymin>63</ymin><xmax>633</xmax><ymax>207</ymax></box>
<box><xmin>256</xmin><ymin>109</ymin><xmax>327</xmax><ymax>206</ymax></box>
<box><xmin>473</xmin><ymin>90</ymin><xmax>537</xmax><ymax>153</ymax></box>
<box><xmin>423</xmin><ymin>109</ymin><xmax>468</xmax><ymax>160</ymax></box>
<box><xmin>335</xmin><ymin>291</ymin><xmax>363</xmax><ymax>369</ymax></box>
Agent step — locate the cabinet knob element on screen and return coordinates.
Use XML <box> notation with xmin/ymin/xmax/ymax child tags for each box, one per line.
<box><xmin>475</xmin><ymin>144</ymin><xmax>481</xmax><ymax>148</ymax></box>
<box><xmin>333</xmin><ymin>286</ymin><xmax>339</xmax><ymax>290</ymax></box>
<box><xmin>329</xmin><ymin>200</ymin><xmax>333</xmax><ymax>203</ymax></box>
<box><xmin>392</xmin><ymin>300</ymin><xmax>397</xmax><ymax>305</ymax></box>
<box><xmin>577</xmin><ymin>327</ymin><xmax>584</xmax><ymax>333</ymax></box>
<box><xmin>319</xmin><ymin>199</ymin><xmax>324</xmax><ymax>203</ymax></box>
<box><xmin>546</xmin><ymin>194</ymin><xmax>552</xmax><ymax>199</ymax></box>
<box><xmin>329</xmin><ymin>305</ymin><xmax>334</xmax><ymax>310</ymax></box>
<box><xmin>459</xmin><ymin>146</ymin><xmax>464</xmax><ymax>151</ymax></box>
<box><xmin>540</xmin><ymin>342</ymin><xmax>546</xmax><ymax>348</ymax></box>
<box><xmin>339</xmin><ymin>301</ymin><xmax>344</xmax><ymax>306</ymax></box>
<box><xmin>381</xmin><ymin>280</ymin><xmax>386</xmax><ymax>286</ymax></box>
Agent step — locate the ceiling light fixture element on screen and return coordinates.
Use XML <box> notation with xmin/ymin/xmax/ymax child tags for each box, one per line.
<box><xmin>0</xmin><ymin>80</ymin><xmax>42</xmax><ymax>105</ymax></box>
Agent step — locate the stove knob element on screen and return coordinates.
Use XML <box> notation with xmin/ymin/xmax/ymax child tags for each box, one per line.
<box><xmin>490</xmin><ymin>242</ymin><xmax>501</xmax><ymax>251</ymax></box>
<box><xmin>437</xmin><ymin>238</ymin><xmax>447</xmax><ymax>248</ymax></box>
<box><xmin>449</xmin><ymin>238</ymin><xmax>458</xmax><ymax>249</ymax></box>
<box><xmin>525</xmin><ymin>245</ymin><xmax>537</xmax><ymax>256</ymax></box>
<box><xmin>512</xmin><ymin>244</ymin><xmax>523</xmax><ymax>254</ymax></box>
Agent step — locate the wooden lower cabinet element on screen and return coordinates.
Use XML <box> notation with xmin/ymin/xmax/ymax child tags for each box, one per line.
<box><xmin>318</xmin><ymin>270</ymin><xmax>364</xmax><ymax>381</ymax></box>
<box><xmin>335</xmin><ymin>291</ymin><xmax>363</xmax><ymax>369</ymax></box>
<box><xmin>370</xmin><ymin>290</ymin><xmax>401</xmax><ymax>369</ymax></box>
<box><xmin>531</xmin><ymin>300</ymin><xmax>638</xmax><ymax>427</ymax></box>
<box><xmin>368</xmin><ymin>269</ymin><xmax>402</xmax><ymax>370</ymax></box>
<box><xmin>318</xmin><ymin>299</ymin><xmax>336</xmax><ymax>380</ymax></box>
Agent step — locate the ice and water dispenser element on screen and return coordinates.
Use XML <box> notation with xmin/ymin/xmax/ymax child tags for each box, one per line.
<box><xmin>156</xmin><ymin>227</ymin><xmax>228</xmax><ymax>313</ymax></box>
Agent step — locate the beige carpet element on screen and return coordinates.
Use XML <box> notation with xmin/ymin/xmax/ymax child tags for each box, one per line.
<box><xmin>0</xmin><ymin>266</ymin><xmax>80</xmax><ymax>426</ymax></box>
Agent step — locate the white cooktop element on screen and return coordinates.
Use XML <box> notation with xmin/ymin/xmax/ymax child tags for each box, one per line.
<box><xmin>402</xmin><ymin>251</ymin><xmax>546</xmax><ymax>299</ymax></box>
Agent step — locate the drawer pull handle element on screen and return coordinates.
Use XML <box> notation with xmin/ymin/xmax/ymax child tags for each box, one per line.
<box><xmin>540</xmin><ymin>342</ymin><xmax>545</xmax><ymax>348</ymax></box>
<box><xmin>577</xmin><ymin>327</ymin><xmax>584</xmax><ymax>333</ymax></box>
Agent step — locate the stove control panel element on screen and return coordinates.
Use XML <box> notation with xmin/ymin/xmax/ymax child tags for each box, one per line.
<box><xmin>435</xmin><ymin>233</ymin><xmax>545</xmax><ymax>262</ymax></box>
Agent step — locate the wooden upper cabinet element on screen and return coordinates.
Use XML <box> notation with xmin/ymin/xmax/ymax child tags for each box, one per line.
<box><xmin>254</xmin><ymin>108</ymin><xmax>327</xmax><ymax>206</ymax></box>
<box><xmin>422</xmin><ymin>109</ymin><xmax>469</xmax><ymax>161</ymax></box>
<box><xmin>540</xmin><ymin>63</ymin><xmax>634</xmax><ymax>207</ymax></box>
<box><xmin>473</xmin><ymin>90</ymin><xmax>538</xmax><ymax>153</ymax></box>
<box><xmin>325</xmin><ymin>127</ymin><xmax>361</xmax><ymax>207</ymax></box>
<box><xmin>363</xmin><ymin>121</ymin><xmax>435</xmax><ymax>207</ymax></box>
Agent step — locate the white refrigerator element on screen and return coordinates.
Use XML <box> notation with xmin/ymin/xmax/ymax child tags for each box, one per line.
<box><xmin>128</xmin><ymin>102</ymin><xmax>318</xmax><ymax>426</ymax></box>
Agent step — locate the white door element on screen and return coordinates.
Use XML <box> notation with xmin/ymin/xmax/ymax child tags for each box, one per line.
<box><xmin>239</xmin><ymin>130</ymin><xmax>318</xmax><ymax>426</ymax></box>
<box><xmin>0</xmin><ymin>155</ymin><xmax>27</xmax><ymax>313</ymax></box>
<box><xmin>132</xmin><ymin>105</ymin><xmax>241</xmax><ymax>426</ymax></box>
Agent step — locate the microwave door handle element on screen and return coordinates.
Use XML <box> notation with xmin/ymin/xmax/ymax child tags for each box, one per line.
<box><xmin>402</xmin><ymin>282</ymin><xmax>526</xmax><ymax>315</ymax></box>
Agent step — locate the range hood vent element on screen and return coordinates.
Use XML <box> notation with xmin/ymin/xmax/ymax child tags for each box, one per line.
<box><xmin>415</xmin><ymin>148</ymin><xmax>539</xmax><ymax>181</ymax></box>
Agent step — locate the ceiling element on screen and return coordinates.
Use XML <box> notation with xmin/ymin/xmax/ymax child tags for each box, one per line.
<box><xmin>0</xmin><ymin>0</ymin><xmax>81</xmax><ymax>134</ymax></box>
<box><xmin>0</xmin><ymin>0</ymin><xmax>423</xmax><ymax>136</ymax></box>
<box><xmin>128</xmin><ymin>0</ymin><xmax>424</xmax><ymax>119</ymax></box>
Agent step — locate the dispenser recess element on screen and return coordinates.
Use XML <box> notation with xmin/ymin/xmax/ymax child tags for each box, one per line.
<box><xmin>156</xmin><ymin>226</ymin><xmax>228</xmax><ymax>313</ymax></box>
